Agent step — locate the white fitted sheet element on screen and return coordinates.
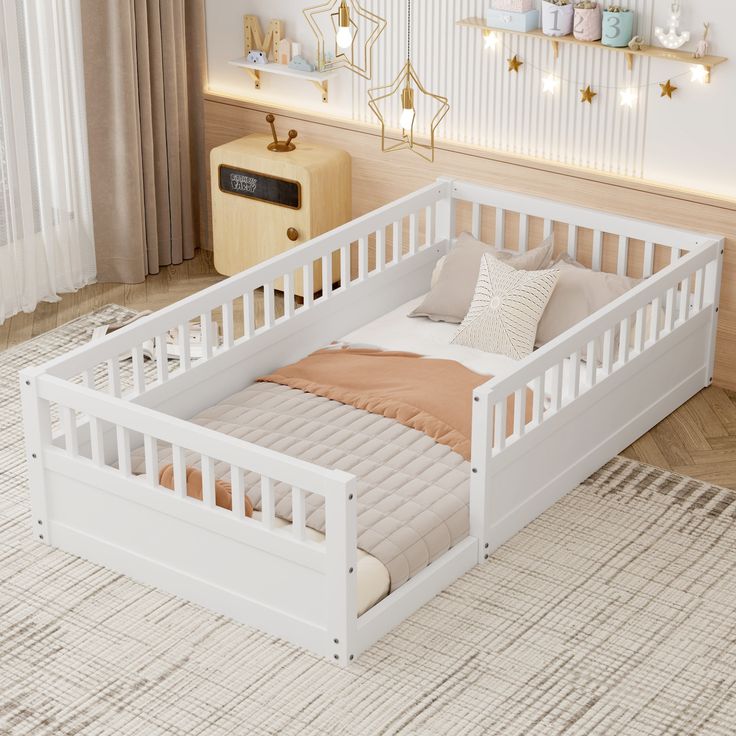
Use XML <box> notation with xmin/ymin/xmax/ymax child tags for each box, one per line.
<box><xmin>342</xmin><ymin>296</ymin><xmax>593</xmax><ymax>401</ymax></box>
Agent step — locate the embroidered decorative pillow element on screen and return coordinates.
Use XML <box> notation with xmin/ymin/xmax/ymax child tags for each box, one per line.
<box><xmin>452</xmin><ymin>254</ymin><xmax>560</xmax><ymax>359</ymax></box>
<box><xmin>411</xmin><ymin>231</ymin><xmax>555</xmax><ymax>324</ymax></box>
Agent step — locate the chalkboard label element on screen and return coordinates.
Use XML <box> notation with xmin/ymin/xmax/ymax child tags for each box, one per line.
<box><xmin>218</xmin><ymin>165</ymin><xmax>301</xmax><ymax>210</ymax></box>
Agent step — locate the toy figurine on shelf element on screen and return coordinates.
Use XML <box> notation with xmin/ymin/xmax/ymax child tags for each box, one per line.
<box><xmin>628</xmin><ymin>35</ymin><xmax>646</xmax><ymax>51</ymax></box>
<box><xmin>246</xmin><ymin>49</ymin><xmax>269</xmax><ymax>65</ymax></box>
<box><xmin>694</xmin><ymin>23</ymin><xmax>711</xmax><ymax>59</ymax></box>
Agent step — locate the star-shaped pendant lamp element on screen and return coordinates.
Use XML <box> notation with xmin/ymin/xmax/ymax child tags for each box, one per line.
<box><xmin>304</xmin><ymin>0</ymin><xmax>387</xmax><ymax>80</ymax></box>
<box><xmin>660</xmin><ymin>79</ymin><xmax>678</xmax><ymax>98</ymax></box>
<box><xmin>367</xmin><ymin>0</ymin><xmax>449</xmax><ymax>162</ymax></box>
<box><xmin>580</xmin><ymin>85</ymin><xmax>597</xmax><ymax>104</ymax></box>
<box><xmin>507</xmin><ymin>55</ymin><xmax>523</xmax><ymax>72</ymax></box>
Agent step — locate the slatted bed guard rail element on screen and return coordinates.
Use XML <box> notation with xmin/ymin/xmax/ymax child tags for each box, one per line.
<box><xmin>20</xmin><ymin>178</ymin><xmax>724</xmax><ymax>665</ymax></box>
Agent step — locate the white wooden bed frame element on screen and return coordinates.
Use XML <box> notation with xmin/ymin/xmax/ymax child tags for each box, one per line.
<box><xmin>20</xmin><ymin>179</ymin><xmax>723</xmax><ymax>665</ymax></box>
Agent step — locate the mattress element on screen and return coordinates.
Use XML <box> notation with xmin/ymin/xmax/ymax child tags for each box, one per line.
<box><xmin>344</xmin><ymin>295</ymin><xmax>593</xmax><ymax>401</ymax></box>
<box><xmin>132</xmin><ymin>382</ymin><xmax>470</xmax><ymax>598</ymax></box>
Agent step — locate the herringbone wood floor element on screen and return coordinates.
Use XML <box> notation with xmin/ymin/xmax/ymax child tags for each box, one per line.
<box><xmin>3</xmin><ymin>249</ymin><xmax>735</xmax><ymax>491</ymax></box>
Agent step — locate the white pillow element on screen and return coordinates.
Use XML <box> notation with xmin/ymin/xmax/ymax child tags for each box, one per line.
<box><xmin>451</xmin><ymin>254</ymin><xmax>559</xmax><ymax>360</ymax></box>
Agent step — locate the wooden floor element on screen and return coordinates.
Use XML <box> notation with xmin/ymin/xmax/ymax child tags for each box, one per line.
<box><xmin>3</xmin><ymin>249</ymin><xmax>735</xmax><ymax>491</ymax></box>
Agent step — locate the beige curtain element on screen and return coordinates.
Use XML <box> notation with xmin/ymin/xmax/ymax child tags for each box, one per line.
<box><xmin>80</xmin><ymin>0</ymin><xmax>207</xmax><ymax>283</ymax></box>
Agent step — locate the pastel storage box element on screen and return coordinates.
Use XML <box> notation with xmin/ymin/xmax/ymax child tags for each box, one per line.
<box><xmin>573</xmin><ymin>4</ymin><xmax>602</xmax><ymax>41</ymax></box>
<box><xmin>541</xmin><ymin>1</ymin><xmax>574</xmax><ymax>36</ymax></box>
<box><xmin>602</xmin><ymin>9</ymin><xmax>634</xmax><ymax>47</ymax></box>
<box><xmin>491</xmin><ymin>0</ymin><xmax>536</xmax><ymax>12</ymax></box>
<box><xmin>486</xmin><ymin>8</ymin><xmax>540</xmax><ymax>32</ymax></box>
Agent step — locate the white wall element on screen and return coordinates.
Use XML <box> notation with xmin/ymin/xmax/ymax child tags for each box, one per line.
<box><xmin>205</xmin><ymin>0</ymin><xmax>736</xmax><ymax>199</ymax></box>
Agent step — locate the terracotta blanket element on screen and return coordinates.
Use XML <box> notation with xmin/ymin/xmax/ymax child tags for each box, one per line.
<box><xmin>258</xmin><ymin>348</ymin><xmax>533</xmax><ymax>461</ymax></box>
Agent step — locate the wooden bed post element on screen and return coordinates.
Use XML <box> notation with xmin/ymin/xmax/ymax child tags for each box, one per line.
<box><xmin>470</xmin><ymin>391</ymin><xmax>492</xmax><ymax>563</ymax></box>
<box><xmin>326</xmin><ymin>473</ymin><xmax>359</xmax><ymax>665</ymax></box>
<box><xmin>435</xmin><ymin>177</ymin><xmax>456</xmax><ymax>247</ymax></box>
<box><xmin>704</xmin><ymin>238</ymin><xmax>725</xmax><ymax>386</ymax></box>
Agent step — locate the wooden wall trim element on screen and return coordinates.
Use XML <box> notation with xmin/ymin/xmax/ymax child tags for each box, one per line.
<box><xmin>203</xmin><ymin>92</ymin><xmax>736</xmax><ymax>390</ymax></box>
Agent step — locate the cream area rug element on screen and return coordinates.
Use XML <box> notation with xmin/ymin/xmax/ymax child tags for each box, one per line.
<box><xmin>1</xmin><ymin>306</ymin><xmax>736</xmax><ymax>735</ymax></box>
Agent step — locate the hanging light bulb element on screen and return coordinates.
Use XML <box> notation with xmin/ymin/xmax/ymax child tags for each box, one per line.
<box><xmin>399</xmin><ymin>84</ymin><xmax>416</xmax><ymax>131</ymax></box>
<box><xmin>484</xmin><ymin>30</ymin><xmax>499</xmax><ymax>50</ymax></box>
<box><xmin>335</xmin><ymin>0</ymin><xmax>354</xmax><ymax>50</ymax></box>
<box><xmin>690</xmin><ymin>64</ymin><xmax>709</xmax><ymax>84</ymax></box>
<box><xmin>542</xmin><ymin>74</ymin><xmax>560</xmax><ymax>94</ymax></box>
<box><xmin>619</xmin><ymin>88</ymin><xmax>638</xmax><ymax>108</ymax></box>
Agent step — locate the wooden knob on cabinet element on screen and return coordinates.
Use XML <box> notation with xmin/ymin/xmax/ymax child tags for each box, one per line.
<box><xmin>287</xmin><ymin>227</ymin><xmax>299</xmax><ymax>242</ymax></box>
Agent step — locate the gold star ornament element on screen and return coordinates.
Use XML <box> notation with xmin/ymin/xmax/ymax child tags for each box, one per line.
<box><xmin>660</xmin><ymin>79</ymin><xmax>678</xmax><ymax>98</ymax></box>
<box><xmin>507</xmin><ymin>54</ymin><xmax>523</xmax><ymax>72</ymax></box>
<box><xmin>580</xmin><ymin>85</ymin><xmax>597</xmax><ymax>104</ymax></box>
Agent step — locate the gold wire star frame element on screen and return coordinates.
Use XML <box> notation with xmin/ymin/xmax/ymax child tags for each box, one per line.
<box><xmin>303</xmin><ymin>0</ymin><xmax>387</xmax><ymax>80</ymax></box>
<box><xmin>368</xmin><ymin>61</ymin><xmax>450</xmax><ymax>163</ymax></box>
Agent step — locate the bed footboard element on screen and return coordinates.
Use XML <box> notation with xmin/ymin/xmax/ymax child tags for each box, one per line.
<box><xmin>21</xmin><ymin>373</ymin><xmax>359</xmax><ymax>663</ymax></box>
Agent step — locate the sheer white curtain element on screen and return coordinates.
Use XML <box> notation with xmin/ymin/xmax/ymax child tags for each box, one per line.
<box><xmin>0</xmin><ymin>0</ymin><xmax>96</xmax><ymax>324</ymax></box>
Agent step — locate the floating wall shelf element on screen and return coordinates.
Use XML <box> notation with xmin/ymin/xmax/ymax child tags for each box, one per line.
<box><xmin>457</xmin><ymin>18</ymin><xmax>728</xmax><ymax>82</ymax></box>
<box><xmin>229</xmin><ymin>57</ymin><xmax>336</xmax><ymax>102</ymax></box>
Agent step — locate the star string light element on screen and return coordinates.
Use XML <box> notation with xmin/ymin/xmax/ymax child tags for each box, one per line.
<box><xmin>660</xmin><ymin>79</ymin><xmax>678</xmax><ymax>98</ymax></box>
<box><xmin>580</xmin><ymin>85</ymin><xmax>597</xmax><ymax>104</ymax></box>
<box><xmin>507</xmin><ymin>55</ymin><xmax>523</xmax><ymax>72</ymax></box>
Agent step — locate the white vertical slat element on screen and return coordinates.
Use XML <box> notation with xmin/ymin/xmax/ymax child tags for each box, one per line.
<box><xmin>425</xmin><ymin>204</ymin><xmax>435</xmax><ymax>247</ymax></box>
<box><xmin>649</xmin><ymin>296</ymin><xmax>661</xmax><ymax>343</ymax></box>
<box><xmin>116</xmin><ymin>426</ymin><xmax>131</xmax><ymax>477</ymax></box>
<box><xmin>567</xmin><ymin>225</ymin><xmax>578</xmax><ymax>259</ymax></box>
<box><xmin>107</xmin><ymin>358</ymin><xmax>121</xmax><ymax>397</ymax></box>
<box><xmin>392</xmin><ymin>221</ymin><xmax>402</xmax><ymax>262</ymax></box>
<box><xmin>513</xmin><ymin>388</ymin><xmax>526</xmax><ymax>438</ymax></box>
<box><xmin>671</xmin><ymin>247</ymin><xmax>681</xmax><ymax>264</ymax></box>
<box><xmin>518</xmin><ymin>214</ymin><xmax>529</xmax><ymax>252</ymax></box>
<box><xmin>144</xmin><ymin>435</ymin><xmax>158</xmax><ymax>487</ymax></box>
<box><xmin>231</xmin><ymin>467</ymin><xmax>246</xmax><ymax>519</ymax></box>
<box><xmin>243</xmin><ymin>292</ymin><xmax>254</xmax><ymax>338</ymax></box>
<box><xmin>302</xmin><ymin>264</ymin><xmax>314</xmax><ymax>307</ymax></box>
<box><xmin>678</xmin><ymin>278</ymin><xmax>690</xmax><ymax>325</ymax></box>
<box><xmin>261</xmin><ymin>476</ymin><xmax>275</xmax><ymax>529</ymax></box>
<box><xmin>543</xmin><ymin>219</ymin><xmax>553</xmax><ymax>239</ymax></box>
<box><xmin>89</xmin><ymin>417</ymin><xmax>104</xmax><ymax>466</ymax></box>
<box><xmin>664</xmin><ymin>287</ymin><xmax>675</xmax><ymax>333</ymax></box>
<box><xmin>156</xmin><ymin>334</ymin><xmax>168</xmax><ymax>381</ymax></box>
<box><xmin>291</xmin><ymin>487</ymin><xmax>306</xmax><ymax>541</ymax></box>
<box><xmin>592</xmin><ymin>231</ymin><xmax>603</xmax><ymax>272</ymax></box>
<box><xmin>619</xmin><ymin>317</ymin><xmax>630</xmax><ymax>364</ymax></box>
<box><xmin>568</xmin><ymin>352</ymin><xmax>580</xmax><ymax>400</ymax></box>
<box><xmin>494</xmin><ymin>208</ymin><xmax>505</xmax><ymax>248</ymax></box>
<box><xmin>131</xmin><ymin>346</ymin><xmax>145</xmax><ymax>394</ymax></box>
<box><xmin>283</xmin><ymin>272</ymin><xmax>294</xmax><ymax>319</ymax></box>
<box><xmin>643</xmin><ymin>242</ymin><xmax>655</xmax><ymax>277</ymax></box>
<box><xmin>553</xmin><ymin>363</ymin><xmax>563</xmax><ymax>412</ymax></box>
<box><xmin>222</xmin><ymin>301</ymin><xmax>235</xmax><ymax>349</ymax></box>
<box><xmin>340</xmin><ymin>245</ymin><xmax>350</xmax><ymax>288</ymax></box>
<box><xmin>376</xmin><ymin>228</ymin><xmax>386</xmax><ymax>273</ymax></box>
<box><xmin>321</xmin><ymin>257</ymin><xmax>332</xmax><ymax>298</ymax></box>
<box><xmin>172</xmin><ymin>445</ymin><xmax>187</xmax><ymax>499</ymax></box>
<box><xmin>602</xmin><ymin>329</ymin><xmax>614</xmax><ymax>374</ymax></box>
<box><xmin>493</xmin><ymin>401</ymin><xmax>507</xmax><ymax>452</ymax></box>
<box><xmin>617</xmin><ymin>236</ymin><xmax>629</xmax><ymax>276</ymax></box>
<box><xmin>358</xmin><ymin>237</ymin><xmax>368</xmax><ymax>280</ymax></box>
<box><xmin>200</xmin><ymin>455</ymin><xmax>216</xmax><ymax>508</ymax></box>
<box><xmin>634</xmin><ymin>308</ymin><xmax>645</xmax><ymax>354</ymax></box>
<box><xmin>177</xmin><ymin>322</ymin><xmax>191</xmax><ymax>370</ymax></box>
<box><xmin>585</xmin><ymin>341</ymin><xmax>597</xmax><ymax>387</ymax></box>
<box><xmin>694</xmin><ymin>269</ymin><xmax>704</xmax><ymax>313</ymax></box>
<box><xmin>263</xmin><ymin>283</ymin><xmax>275</xmax><ymax>326</ymax></box>
<box><xmin>61</xmin><ymin>406</ymin><xmax>78</xmax><ymax>456</ymax></box>
<box><xmin>409</xmin><ymin>213</ymin><xmax>419</xmax><ymax>255</ymax></box>
<box><xmin>200</xmin><ymin>313</ymin><xmax>214</xmax><ymax>359</ymax></box>
<box><xmin>471</xmin><ymin>203</ymin><xmax>481</xmax><ymax>239</ymax></box>
<box><xmin>532</xmin><ymin>374</ymin><xmax>545</xmax><ymax>425</ymax></box>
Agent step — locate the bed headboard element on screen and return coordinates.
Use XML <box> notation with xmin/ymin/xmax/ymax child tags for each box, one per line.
<box><xmin>203</xmin><ymin>92</ymin><xmax>736</xmax><ymax>391</ymax></box>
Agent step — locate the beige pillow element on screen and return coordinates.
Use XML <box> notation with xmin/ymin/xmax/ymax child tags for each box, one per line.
<box><xmin>412</xmin><ymin>232</ymin><xmax>555</xmax><ymax>324</ymax></box>
<box><xmin>536</xmin><ymin>258</ymin><xmax>641</xmax><ymax>348</ymax></box>
<box><xmin>452</xmin><ymin>254</ymin><xmax>560</xmax><ymax>360</ymax></box>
